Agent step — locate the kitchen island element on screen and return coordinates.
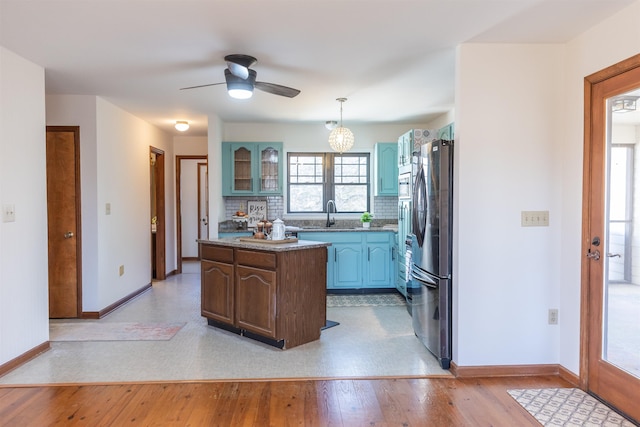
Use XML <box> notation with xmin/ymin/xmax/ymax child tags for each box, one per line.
<box><xmin>199</xmin><ymin>238</ymin><xmax>331</xmax><ymax>349</ymax></box>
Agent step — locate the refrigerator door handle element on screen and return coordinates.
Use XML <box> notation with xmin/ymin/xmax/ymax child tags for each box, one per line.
<box><xmin>411</xmin><ymin>266</ymin><xmax>438</xmax><ymax>288</ymax></box>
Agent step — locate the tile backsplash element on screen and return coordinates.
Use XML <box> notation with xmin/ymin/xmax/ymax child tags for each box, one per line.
<box><xmin>222</xmin><ymin>195</ymin><xmax>398</xmax><ymax>227</ymax></box>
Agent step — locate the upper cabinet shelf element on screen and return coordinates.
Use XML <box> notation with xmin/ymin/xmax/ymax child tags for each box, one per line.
<box><xmin>222</xmin><ymin>142</ymin><xmax>284</xmax><ymax>196</ymax></box>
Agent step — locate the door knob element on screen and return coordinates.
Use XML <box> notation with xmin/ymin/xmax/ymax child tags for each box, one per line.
<box><xmin>64</xmin><ymin>231</ymin><xmax>74</xmax><ymax>239</ymax></box>
<box><xmin>586</xmin><ymin>249</ymin><xmax>600</xmax><ymax>261</ymax></box>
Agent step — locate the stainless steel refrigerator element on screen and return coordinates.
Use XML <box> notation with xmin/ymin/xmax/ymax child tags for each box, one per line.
<box><xmin>410</xmin><ymin>139</ymin><xmax>453</xmax><ymax>369</ymax></box>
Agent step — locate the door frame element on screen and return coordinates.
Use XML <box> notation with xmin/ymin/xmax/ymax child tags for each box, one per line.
<box><xmin>46</xmin><ymin>125</ymin><xmax>82</xmax><ymax>317</ymax></box>
<box><xmin>176</xmin><ymin>155</ymin><xmax>208</xmax><ymax>273</ymax></box>
<box><xmin>580</xmin><ymin>53</ymin><xmax>640</xmax><ymax>415</ymax></box>
<box><xmin>150</xmin><ymin>147</ymin><xmax>166</xmax><ymax>281</ymax></box>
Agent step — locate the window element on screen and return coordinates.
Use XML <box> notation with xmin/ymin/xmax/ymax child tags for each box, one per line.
<box><xmin>288</xmin><ymin>152</ymin><xmax>370</xmax><ymax>213</ymax></box>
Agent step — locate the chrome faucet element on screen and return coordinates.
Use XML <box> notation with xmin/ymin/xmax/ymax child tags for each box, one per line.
<box><xmin>326</xmin><ymin>200</ymin><xmax>337</xmax><ymax>227</ymax></box>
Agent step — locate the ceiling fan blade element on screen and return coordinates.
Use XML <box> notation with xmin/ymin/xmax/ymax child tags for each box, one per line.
<box><xmin>179</xmin><ymin>82</ymin><xmax>225</xmax><ymax>90</ymax></box>
<box><xmin>255</xmin><ymin>81</ymin><xmax>301</xmax><ymax>98</ymax></box>
<box><xmin>225</xmin><ymin>54</ymin><xmax>257</xmax><ymax>79</ymax></box>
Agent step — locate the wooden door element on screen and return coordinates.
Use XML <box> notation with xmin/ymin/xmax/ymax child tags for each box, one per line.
<box><xmin>150</xmin><ymin>147</ymin><xmax>166</xmax><ymax>280</ymax></box>
<box><xmin>198</xmin><ymin>162</ymin><xmax>209</xmax><ymax>240</ymax></box>
<box><xmin>46</xmin><ymin>126</ymin><xmax>81</xmax><ymax>318</ymax></box>
<box><xmin>582</xmin><ymin>54</ymin><xmax>640</xmax><ymax>422</ymax></box>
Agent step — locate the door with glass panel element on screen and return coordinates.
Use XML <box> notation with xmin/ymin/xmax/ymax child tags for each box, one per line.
<box><xmin>584</xmin><ymin>56</ymin><xmax>640</xmax><ymax>422</ymax></box>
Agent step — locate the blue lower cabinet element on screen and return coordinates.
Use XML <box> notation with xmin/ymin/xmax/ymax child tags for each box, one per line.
<box><xmin>299</xmin><ymin>231</ymin><xmax>394</xmax><ymax>290</ymax></box>
<box><xmin>333</xmin><ymin>243</ymin><xmax>363</xmax><ymax>288</ymax></box>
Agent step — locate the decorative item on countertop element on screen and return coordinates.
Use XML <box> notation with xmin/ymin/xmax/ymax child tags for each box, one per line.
<box><xmin>272</xmin><ymin>218</ymin><xmax>285</xmax><ymax>240</ymax></box>
<box><xmin>254</xmin><ymin>221</ymin><xmax>266</xmax><ymax>239</ymax></box>
<box><xmin>360</xmin><ymin>211</ymin><xmax>373</xmax><ymax>229</ymax></box>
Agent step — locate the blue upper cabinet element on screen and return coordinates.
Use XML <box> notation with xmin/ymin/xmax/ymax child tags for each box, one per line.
<box><xmin>222</xmin><ymin>142</ymin><xmax>283</xmax><ymax>196</ymax></box>
<box><xmin>437</xmin><ymin>122</ymin><xmax>455</xmax><ymax>140</ymax></box>
<box><xmin>374</xmin><ymin>143</ymin><xmax>398</xmax><ymax>196</ymax></box>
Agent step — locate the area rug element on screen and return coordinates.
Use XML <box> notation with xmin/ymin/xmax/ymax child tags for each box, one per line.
<box><xmin>326</xmin><ymin>293</ymin><xmax>406</xmax><ymax>307</ymax></box>
<box><xmin>321</xmin><ymin>320</ymin><xmax>340</xmax><ymax>330</ymax></box>
<box><xmin>50</xmin><ymin>322</ymin><xmax>186</xmax><ymax>342</ymax></box>
<box><xmin>508</xmin><ymin>388</ymin><xmax>636</xmax><ymax>426</ymax></box>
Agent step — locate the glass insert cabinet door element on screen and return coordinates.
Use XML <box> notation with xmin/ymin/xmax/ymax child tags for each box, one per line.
<box><xmin>260</xmin><ymin>146</ymin><xmax>279</xmax><ymax>192</ymax></box>
<box><xmin>232</xmin><ymin>146</ymin><xmax>253</xmax><ymax>192</ymax></box>
<box><xmin>224</xmin><ymin>142</ymin><xmax>283</xmax><ymax>196</ymax></box>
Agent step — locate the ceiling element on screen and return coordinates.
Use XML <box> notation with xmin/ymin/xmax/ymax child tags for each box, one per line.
<box><xmin>0</xmin><ymin>0</ymin><xmax>635</xmax><ymax>136</ymax></box>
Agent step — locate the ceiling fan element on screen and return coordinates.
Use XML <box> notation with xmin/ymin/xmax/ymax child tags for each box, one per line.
<box><xmin>180</xmin><ymin>54</ymin><xmax>301</xmax><ymax>99</ymax></box>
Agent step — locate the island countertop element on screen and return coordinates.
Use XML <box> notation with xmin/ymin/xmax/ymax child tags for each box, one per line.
<box><xmin>198</xmin><ymin>237</ymin><xmax>331</xmax><ymax>252</ymax></box>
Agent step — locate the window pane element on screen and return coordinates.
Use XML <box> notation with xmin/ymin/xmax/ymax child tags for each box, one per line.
<box><xmin>290</xmin><ymin>185</ymin><xmax>323</xmax><ymax>212</ymax></box>
<box><xmin>335</xmin><ymin>185</ymin><xmax>367</xmax><ymax>212</ymax></box>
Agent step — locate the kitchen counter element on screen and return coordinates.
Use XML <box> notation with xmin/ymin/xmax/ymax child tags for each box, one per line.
<box><xmin>199</xmin><ymin>237</ymin><xmax>330</xmax><ymax>251</ymax></box>
<box><xmin>199</xmin><ymin>239</ymin><xmax>330</xmax><ymax>349</ymax></box>
<box><xmin>291</xmin><ymin>225</ymin><xmax>398</xmax><ymax>233</ymax></box>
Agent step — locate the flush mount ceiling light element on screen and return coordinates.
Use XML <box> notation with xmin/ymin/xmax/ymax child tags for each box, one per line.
<box><xmin>612</xmin><ymin>96</ymin><xmax>640</xmax><ymax>113</ymax></box>
<box><xmin>328</xmin><ymin>98</ymin><xmax>354</xmax><ymax>154</ymax></box>
<box><xmin>175</xmin><ymin>121</ymin><xmax>190</xmax><ymax>131</ymax></box>
<box><xmin>325</xmin><ymin>120</ymin><xmax>338</xmax><ymax>130</ymax></box>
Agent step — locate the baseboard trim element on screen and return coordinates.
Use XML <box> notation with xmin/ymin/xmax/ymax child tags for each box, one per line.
<box><xmin>451</xmin><ymin>362</ymin><xmax>562</xmax><ymax>378</ymax></box>
<box><xmin>81</xmin><ymin>283</ymin><xmax>152</xmax><ymax>319</ymax></box>
<box><xmin>0</xmin><ymin>341</ymin><xmax>50</xmax><ymax>378</ymax></box>
<box><xmin>558</xmin><ymin>364</ymin><xmax>580</xmax><ymax>387</ymax></box>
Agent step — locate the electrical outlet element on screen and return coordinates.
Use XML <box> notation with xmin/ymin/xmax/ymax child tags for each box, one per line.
<box><xmin>2</xmin><ymin>204</ymin><xmax>16</xmax><ymax>222</ymax></box>
<box><xmin>548</xmin><ymin>308</ymin><xmax>558</xmax><ymax>325</ymax></box>
<box><xmin>119</xmin><ymin>265</ymin><xmax>125</xmax><ymax>276</ymax></box>
<box><xmin>106</xmin><ymin>203</ymin><xmax>111</xmax><ymax>215</ymax></box>
<box><xmin>522</xmin><ymin>210</ymin><xmax>549</xmax><ymax>227</ymax></box>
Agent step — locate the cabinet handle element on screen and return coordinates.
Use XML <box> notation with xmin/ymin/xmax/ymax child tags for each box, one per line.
<box><xmin>334</xmin><ymin>249</ymin><xmax>337</xmax><ymax>263</ymax></box>
<box><xmin>368</xmin><ymin>247</ymin><xmax>370</xmax><ymax>261</ymax></box>
<box><xmin>392</xmin><ymin>247</ymin><xmax>395</xmax><ymax>260</ymax></box>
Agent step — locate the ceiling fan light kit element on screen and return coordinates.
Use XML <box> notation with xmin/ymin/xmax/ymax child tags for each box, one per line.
<box><xmin>175</xmin><ymin>121</ymin><xmax>189</xmax><ymax>131</ymax></box>
<box><xmin>328</xmin><ymin>98</ymin><xmax>354</xmax><ymax>154</ymax></box>
<box><xmin>225</xmin><ymin>68</ymin><xmax>256</xmax><ymax>99</ymax></box>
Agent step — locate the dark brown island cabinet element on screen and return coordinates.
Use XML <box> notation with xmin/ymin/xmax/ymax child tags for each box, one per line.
<box><xmin>199</xmin><ymin>239</ymin><xmax>330</xmax><ymax>349</ymax></box>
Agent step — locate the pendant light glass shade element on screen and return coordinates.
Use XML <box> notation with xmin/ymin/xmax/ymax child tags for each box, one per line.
<box><xmin>328</xmin><ymin>127</ymin><xmax>355</xmax><ymax>153</ymax></box>
<box><xmin>328</xmin><ymin>98</ymin><xmax>354</xmax><ymax>153</ymax></box>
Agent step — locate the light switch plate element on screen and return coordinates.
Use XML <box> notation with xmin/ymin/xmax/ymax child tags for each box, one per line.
<box><xmin>521</xmin><ymin>210</ymin><xmax>549</xmax><ymax>227</ymax></box>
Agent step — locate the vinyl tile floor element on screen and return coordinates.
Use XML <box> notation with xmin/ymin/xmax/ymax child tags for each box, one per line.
<box><xmin>0</xmin><ymin>262</ymin><xmax>451</xmax><ymax>385</ymax></box>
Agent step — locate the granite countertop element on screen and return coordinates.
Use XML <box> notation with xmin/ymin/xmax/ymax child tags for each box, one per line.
<box><xmin>290</xmin><ymin>225</ymin><xmax>398</xmax><ymax>233</ymax></box>
<box><xmin>199</xmin><ymin>237</ymin><xmax>331</xmax><ymax>252</ymax></box>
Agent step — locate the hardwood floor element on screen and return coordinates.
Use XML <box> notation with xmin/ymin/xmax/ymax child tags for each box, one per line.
<box><xmin>0</xmin><ymin>375</ymin><xmax>572</xmax><ymax>426</ymax></box>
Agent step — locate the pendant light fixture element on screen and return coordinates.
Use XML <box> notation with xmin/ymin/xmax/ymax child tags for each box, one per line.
<box><xmin>328</xmin><ymin>98</ymin><xmax>354</xmax><ymax>153</ymax></box>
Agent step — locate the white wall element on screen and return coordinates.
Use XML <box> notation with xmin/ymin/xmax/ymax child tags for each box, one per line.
<box><xmin>95</xmin><ymin>99</ymin><xmax>174</xmax><ymax>309</ymax></box>
<box><xmin>47</xmin><ymin>95</ymin><xmax>175</xmax><ymax>311</ymax></box>
<box><xmin>454</xmin><ymin>44</ymin><xmax>565</xmax><ymax>366</ymax></box>
<box><xmin>0</xmin><ymin>47</ymin><xmax>49</xmax><ymax>365</ymax></box>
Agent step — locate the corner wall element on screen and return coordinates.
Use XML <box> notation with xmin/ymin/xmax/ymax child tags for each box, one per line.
<box><xmin>0</xmin><ymin>47</ymin><xmax>49</xmax><ymax>364</ymax></box>
<box><xmin>454</xmin><ymin>43</ymin><xmax>565</xmax><ymax>366</ymax></box>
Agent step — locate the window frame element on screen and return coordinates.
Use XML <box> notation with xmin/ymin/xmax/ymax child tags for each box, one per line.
<box><xmin>287</xmin><ymin>152</ymin><xmax>370</xmax><ymax>214</ymax></box>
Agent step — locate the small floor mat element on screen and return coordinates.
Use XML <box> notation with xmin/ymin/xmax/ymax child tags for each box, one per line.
<box><xmin>326</xmin><ymin>293</ymin><xmax>406</xmax><ymax>307</ymax></box>
<box><xmin>508</xmin><ymin>388</ymin><xmax>636</xmax><ymax>426</ymax></box>
<box><xmin>321</xmin><ymin>320</ymin><xmax>340</xmax><ymax>330</ymax></box>
<box><xmin>50</xmin><ymin>322</ymin><xmax>185</xmax><ymax>342</ymax></box>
